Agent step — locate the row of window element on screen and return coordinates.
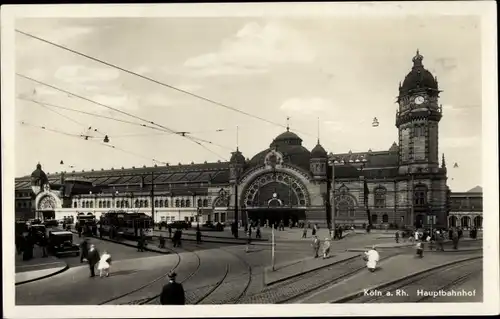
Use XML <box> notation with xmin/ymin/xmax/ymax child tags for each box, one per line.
<box><xmin>16</xmin><ymin>201</ymin><xmax>32</xmax><ymax>208</ymax></box>
<box><xmin>372</xmin><ymin>186</ymin><xmax>428</xmax><ymax>208</ymax></box>
<box><xmin>73</xmin><ymin>198</ymin><xmax>212</xmax><ymax>209</ymax></box>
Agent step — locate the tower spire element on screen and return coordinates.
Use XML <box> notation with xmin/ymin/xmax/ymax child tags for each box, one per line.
<box><xmin>317</xmin><ymin>117</ymin><xmax>320</xmax><ymax>144</ymax></box>
<box><xmin>441</xmin><ymin>153</ymin><xmax>446</xmax><ymax>168</ymax></box>
<box><xmin>236</xmin><ymin>125</ymin><xmax>239</xmax><ymax>151</ymax></box>
<box><xmin>412</xmin><ymin>49</ymin><xmax>424</xmax><ymax>67</ymax></box>
<box><xmin>286</xmin><ymin>117</ymin><xmax>290</xmax><ymax>132</ymax></box>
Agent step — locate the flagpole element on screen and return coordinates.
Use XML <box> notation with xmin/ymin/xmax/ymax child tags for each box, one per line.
<box><xmin>271</xmin><ymin>225</ymin><xmax>276</xmax><ymax>271</ymax></box>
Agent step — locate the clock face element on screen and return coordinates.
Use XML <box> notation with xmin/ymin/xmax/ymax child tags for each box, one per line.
<box><xmin>415</xmin><ymin>96</ymin><xmax>425</xmax><ymax>105</ymax></box>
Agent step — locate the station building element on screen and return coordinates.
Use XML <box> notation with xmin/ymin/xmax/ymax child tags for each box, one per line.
<box><xmin>15</xmin><ymin>51</ymin><xmax>475</xmax><ymax>229</ymax></box>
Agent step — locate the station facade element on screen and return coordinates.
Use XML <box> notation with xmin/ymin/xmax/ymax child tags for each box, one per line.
<box><xmin>15</xmin><ymin>51</ymin><xmax>471</xmax><ymax>229</ymax></box>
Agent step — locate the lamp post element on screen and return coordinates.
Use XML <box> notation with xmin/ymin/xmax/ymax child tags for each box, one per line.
<box><xmin>329</xmin><ymin>159</ymin><xmax>336</xmax><ymax>234</ymax></box>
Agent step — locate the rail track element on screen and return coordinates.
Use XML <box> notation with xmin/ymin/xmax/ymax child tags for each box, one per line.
<box><xmin>237</xmin><ymin>252</ymin><xmax>400</xmax><ymax>304</ymax></box>
<box><xmin>97</xmin><ymin>245</ymin><xmax>201</xmax><ymax>305</ymax></box>
<box><xmin>337</xmin><ymin>256</ymin><xmax>482</xmax><ymax>303</ymax></box>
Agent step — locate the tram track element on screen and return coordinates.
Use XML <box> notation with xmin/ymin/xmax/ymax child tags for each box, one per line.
<box><xmin>98</xmin><ymin>245</ymin><xmax>201</xmax><ymax>305</ymax></box>
<box><xmin>237</xmin><ymin>252</ymin><xmax>400</xmax><ymax>304</ymax></box>
<box><xmin>336</xmin><ymin>256</ymin><xmax>482</xmax><ymax>303</ymax></box>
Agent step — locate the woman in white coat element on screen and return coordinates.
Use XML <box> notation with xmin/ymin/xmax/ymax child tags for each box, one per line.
<box><xmin>364</xmin><ymin>246</ymin><xmax>380</xmax><ymax>272</ymax></box>
<box><xmin>98</xmin><ymin>250</ymin><xmax>112</xmax><ymax>278</ymax></box>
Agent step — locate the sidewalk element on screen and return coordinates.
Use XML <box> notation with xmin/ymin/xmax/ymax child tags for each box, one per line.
<box><xmin>153</xmin><ymin>230</ymin><xmax>266</xmax><ymax>245</ymax></box>
<box><xmin>15</xmin><ymin>247</ymin><xmax>68</xmax><ymax>285</ymax></box>
<box><xmin>264</xmin><ymin>252</ymin><xmax>361</xmax><ymax>286</ymax></box>
<box><xmin>296</xmin><ymin>253</ymin><xmax>483</xmax><ymax>303</ymax></box>
<box><xmin>155</xmin><ymin>227</ymin><xmax>269</xmax><ymax>242</ymax></box>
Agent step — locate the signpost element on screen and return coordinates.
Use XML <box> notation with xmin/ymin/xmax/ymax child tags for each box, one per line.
<box><xmin>271</xmin><ymin>226</ymin><xmax>276</xmax><ymax>271</ymax></box>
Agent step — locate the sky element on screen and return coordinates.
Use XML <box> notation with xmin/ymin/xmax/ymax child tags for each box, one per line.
<box><xmin>14</xmin><ymin>16</ymin><xmax>482</xmax><ymax>192</ymax></box>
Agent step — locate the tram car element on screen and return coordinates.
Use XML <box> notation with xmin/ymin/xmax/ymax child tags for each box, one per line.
<box><xmin>99</xmin><ymin>210</ymin><xmax>154</xmax><ymax>239</ymax></box>
<box><xmin>76</xmin><ymin>212</ymin><xmax>97</xmax><ymax>236</ymax></box>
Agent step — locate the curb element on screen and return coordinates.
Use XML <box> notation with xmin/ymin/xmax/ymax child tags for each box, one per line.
<box><xmin>265</xmin><ymin>253</ymin><xmax>361</xmax><ymax>286</ymax></box>
<box><xmin>154</xmin><ymin>229</ymin><xmax>269</xmax><ymax>242</ymax></box>
<box><xmin>331</xmin><ymin>255</ymin><xmax>483</xmax><ymax>303</ymax></box>
<box><xmin>71</xmin><ymin>231</ymin><xmax>172</xmax><ymax>255</ymax></box>
<box><xmin>15</xmin><ymin>263</ymin><xmax>69</xmax><ymax>286</ymax></box>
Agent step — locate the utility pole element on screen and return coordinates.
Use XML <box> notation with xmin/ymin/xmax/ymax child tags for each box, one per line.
<box><xmin>150</xmin><ymin>171</ymin><xmax>155</xmax><ymax>224</ymax></box>
<box><xmin>330</xmin><ymin>161</ymin><xmax>336</xmax><ymax>232</ymax></box>
<box><xmin>234</xmin><ymin>178</ymin><xmax>239</xmax><ymax>238</ymax></box>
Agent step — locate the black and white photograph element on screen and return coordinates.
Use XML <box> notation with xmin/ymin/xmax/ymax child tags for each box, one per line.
<box><xmin>2</xmin><ymin>2</ymin><xmax>498</xmax><ymax>318</ymax></box>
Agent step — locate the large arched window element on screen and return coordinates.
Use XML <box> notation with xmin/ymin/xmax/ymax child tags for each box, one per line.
<box><xmin>90</xmin><ymin>201</ymin><xmax>94</xmax><ymax>208</ymax></box>
<box><xmin>98</xmin><ymin>201</ymin><xmax>102</xmax><ymax>208</ymax></box>
<box><xmin>144</xmin><ymin>200</ymin><xmax>148</xmax><ymax>208</ymax></box>
<box><xmin>186</xmin><ymin>199</ymin><xmax>191</xmax><ymax>207</ymax></box>
<box><xmin>107</xmin><ymin>201</ymin><xmax>111</xmax><ymax>208</ymax></box>
<box><xmin>203</xmin><ymin>199</ymin><xmax>208</xmax><ymax>207</ymax></box>
<box><xmin>159</xmin><ymin>200</ymin><xmax>164</xmax><ymax>208</ymax></box>
<box><xmin>135</xmin><ymin>199</ymin><xmax>139</xmax><ymax>208</ymax></box>
<box><xmin>374</xmin><ymin>187</ymin><xmax>387</xmax><ymax>208</ymax></box>
<box><xmin>73</xmin><ymin>202</ymin><xmax>77</xmax><ymax>208</ymax></box>
<box><xmin>116</xmin><ymin>200</ymin><xmax>120</xmax><ymax>208</ymax></box>
<box><xmin>165</xmin><ymin>199</ymin><xmax>169</xmax><ymax>207</ymax></box>
<box><xmin>181</xmin><ymin>200</ymin><xmax>185</xmax><ymax>208</ymax></box>
<box><xmin>154</xmin><ymin>200</ymin><xmax>159</xmax><ymax>207</ymax></box>
<box><xmin>371</xmin><ymin>214</ymin><xmax>378</xmax><ymax>224</ymax></box>
<box><xmin>197</xmin><ymin>199</ymin><xmax>202</xmax><ymax>207</ymax></box>
<box><xmin>414</xmin><ymin>185</ymin><xmax>427</xmax><ymax>206</ymax></box>
<box><xmin>175</xmin><ymin>199</ymin><xmax>180</xmax><ymax>207</ymax></box>
<box><xmin>124</xmin><ymin>200</ymin><xmax>129</xmax><ymax>208</ymax></box>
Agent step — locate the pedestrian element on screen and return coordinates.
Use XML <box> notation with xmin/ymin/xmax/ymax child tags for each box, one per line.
<box><xmin>338</xmin><ymin>225</ymin><xmax>343</xmax><ymax>239</ymax></box>
<box><xmin>98</xmin><ymin>250</ymin><xmax>112</xmax><ymax>278</ymax></box>
<box><xmin>437</xmin><ymin>231</ymin><xmax>445</xmax><ymax>251</ymax></box>
<box><xmin>312</xmin><ymin>236</ymin><xmax>320</xmax><ymax>258</ymax></box>
<box><xmin>87</xmin><ymin>244</ymin><xmax>100</xmax><ymax>278</ymax></box>
<box><xmin>364</xmin><ymin>246</ymin><xmax>380</xmax><ymax>272</ymax></box>
<box><xmin>159</xmin><ymin>234</ymin><xmax>166</xmax><ymax>249</ymax></box>
<box><xmin>312</xmin><ymin>224</ymin><xmax>317</xmax><ymax>236</ymax></box>
<box><xmin>395</xmin><ymin>230</ymin><xmax>400</xmax><ymax>244</ymax></box>
<box><xmin>196</xmin><ymin>227</ymin><xmax>202</xmax><ymax>244</ymax></box>
<box><xmin>414</xmin><ymin>230</ymin><xmax>419</xmax><ymax>242</ymax></box>
<box><xmin>39</xmin><ymin>233</ymin><xmax>48</xmax><ymax>258</ymax></box>
<box><xmin>80</xmin><ymin>238</ymin><xmax>89</xmax><ymax>263</ymax></box>
<box><xmin>416</xmin><ymin>241</ymin><xmax>424</xmax><ymax>258</ymax></box>
<box><xmin>302</xmin><ymin>227</ymin><xmax>307</xmax><ymax>239</ymax></box>
<box><xmin>322</xmin><ymin>237</ymin><xmax>331</xmax><ymax>259</ymax></box>
<box><xmin>22</xmin><ymin>234</ymin><xmax>34</xmax><ymax>261</ymax></box>
<box><xmin>160</xmin><ymin>272</ymin><xmax>185</xmax><ymax>305</ymax></box>
<box><xmin>256</xmin><ymin>225</ymin><xmax>261</xmax><ymax>239</ymax></box>
<box><xmin>245</xmin><ymin>228</ymin><xmax>252</xmax><ymax>253</ymax></box>
<box><xmin>168</xmin><ymin>225</ymin><xmax>172</xmax><ymax>238</ymax></box>
<box><xmin>452</xmin><ymin>230</ymin><xmax>459</xmax><ymax>250</ymax></box>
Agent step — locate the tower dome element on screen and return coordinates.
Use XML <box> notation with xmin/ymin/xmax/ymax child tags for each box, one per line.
<box><xmin>400</xmin><ymin>50</ymin><xmax>438</xmax><ymax>96</ymax></box>
<box><xmin>311</xmin><ymin>142</ymin><xmax>328</xmax><ymax>158</ymax></box>
<box><xmin>230</xmin><ymin>148</ymin><xmax>245</xmax><ymax>164</ymax></box>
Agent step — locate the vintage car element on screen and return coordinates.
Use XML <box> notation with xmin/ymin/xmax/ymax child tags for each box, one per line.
<box><xmin>200</xmin><ymin>221</ymin><xmax>224</xmax><ymax>232</ymax></box>
<box><xmin>168</xmin><ymin>220</ymin><xmax>191</xmax><ymax>230</ymax></box>
<box><xmin>48</xmin><ymin>231</ymin><xmax>80</xmax><ymax>257</ymax></box>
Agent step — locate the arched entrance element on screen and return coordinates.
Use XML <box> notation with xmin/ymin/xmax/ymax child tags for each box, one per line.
<box><xmin>473</xmin><ymin>216</ymin><xmax>483</xmax><ymax>229</ymax></box>
<box><xmin>461</xmin><ymin>216</ymin><xmax>471</xmax><ymax>229</ymax></box>
<box><xmin>448</xmin><ymin>215</ymin><xmax>458</xmax><ymax>228</ymax></box>
<box><xmin>241</xmin><ymin>171</ymin><xmax>308</xmax><ymax>227</ymax></box>
<box><xmin>37</xmin><ymin>194</ymin><xmax>57</xmax><ymax>220</ymax></box>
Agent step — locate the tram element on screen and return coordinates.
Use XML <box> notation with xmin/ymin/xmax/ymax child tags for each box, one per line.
<box><xmin>99</xmin><ymin>210</ymin><xmax>154</xmax><ymax>239</ymax></box>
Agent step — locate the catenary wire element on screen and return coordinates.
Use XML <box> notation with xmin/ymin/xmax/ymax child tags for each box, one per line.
<box><xmin>19</xmin><ymin>121</ymin><xmax>170</xmax><ymax>165</ymax></box>
<box><xmin>20</xmin><ymin>97</ymin><xmax>233</xmax><ymax>152</ymax></box>
<box><xmin>16</xmin><ymin>29</ymin><xmax>315</xmax><ymax>138</ymax></box>
<box><xmin>16</xmin><ymin>75</ymin><xmax>228</xmax><ymax>160</ymax></box>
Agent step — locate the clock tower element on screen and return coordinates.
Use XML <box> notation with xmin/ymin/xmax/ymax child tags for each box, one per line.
<box><xmin>396</xmin><ymin>50</ymin><xmax>443</xmax><ymax>174</ymax></box>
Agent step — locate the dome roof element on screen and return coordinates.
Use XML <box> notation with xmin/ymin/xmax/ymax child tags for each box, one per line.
<box><xmin>30</xmin><ymin>163</ymin><xmax>48</xmax><ymax>184</ymax></box>
<box><xmin>400</xmin><ymin>50</ymin><xmax>438</xmax><ymax>96</ymax></box>
<box><xmin>249</xmin><ymin>130</ymin><xmax>311</xmax><ymax>170</ymax></box>
<box><xmin>272</xmin><ymin>130</ymin><xmax>303</xmax><ymax>144</ymax></box>
<box><xmin>311</xmin><ymin>142</ymin><xmax>328</xmax><ymax>158</ymax></box>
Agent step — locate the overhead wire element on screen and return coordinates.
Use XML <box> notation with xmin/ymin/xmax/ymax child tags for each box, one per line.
<box><xmin>18</xmin><ymin>121</ymin><xmax>170</xmax><ymax>165</ymax></box>
<box><xmin>19</xmin><ymin>97</ymin><xmax>233</xmax><ymax>153</ymax></box>
<box><xmin>16</xmin><ymin>75</ymin><xmax>228</xmax><ymax>160</ymax></box>
<box><xmin>16</xmin><ymin>29</ymin><xmax>315</xmax><ymax>138</ymax></box>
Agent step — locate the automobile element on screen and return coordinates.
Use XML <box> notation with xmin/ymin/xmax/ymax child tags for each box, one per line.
<box><xmin>200</xmin><ymin>221</ymin><xmax>224</xmax><ymax>232</ymax></box>
<box><xmin>48</xmin><ymin>231</ymin><xmax>80</xmax><ymax>257</ymax></box>
<box><xmin>168</xmin><ymin>220</ymin><xmax>191</xmax><ymax>230</ymax></box>
<box><xmin>43</xmin><ymin>219</ymin><xmax>59</xmax><ymax>228</ymax></box>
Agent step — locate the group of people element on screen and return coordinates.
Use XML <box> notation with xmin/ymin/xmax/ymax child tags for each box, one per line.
<box><xmin>15</xmin><ymin>227</ymin><xmax>48</xmax><ymax>261</ymax></box>
<box><xmin>310</xmin><ymin>235</ymin><xmax>332</xmax><ymax>259</ymax></box>
<box><xmin>79</xmin><ymin>239</ymin><xmax>112</xmax><ymax>278</ymax></box>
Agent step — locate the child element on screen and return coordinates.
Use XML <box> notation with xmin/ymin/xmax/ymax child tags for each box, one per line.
<box><xmin>98</xmin><ymin>250</ymin><xmax>112</xmax><ymax>277</ymax></box>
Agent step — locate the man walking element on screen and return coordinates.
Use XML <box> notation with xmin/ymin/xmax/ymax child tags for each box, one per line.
<box><xmin>160</xmin><ymin>272</ymin><xmax>185</xmax><ymax>305</ymax></box>
<box><xmin>80</xmin><ymin>239</ymin><xmax>89</xmax><ymax>263</ymax></box>
<box><xmin>312</xmin><ymin>236</ymin><xmax>320</xmax><ymax>258</ymax></box>
<box><xmin>87</xmin><ymin>244</ymin><xmax>100</xmax><ymax>278</ymax></box>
